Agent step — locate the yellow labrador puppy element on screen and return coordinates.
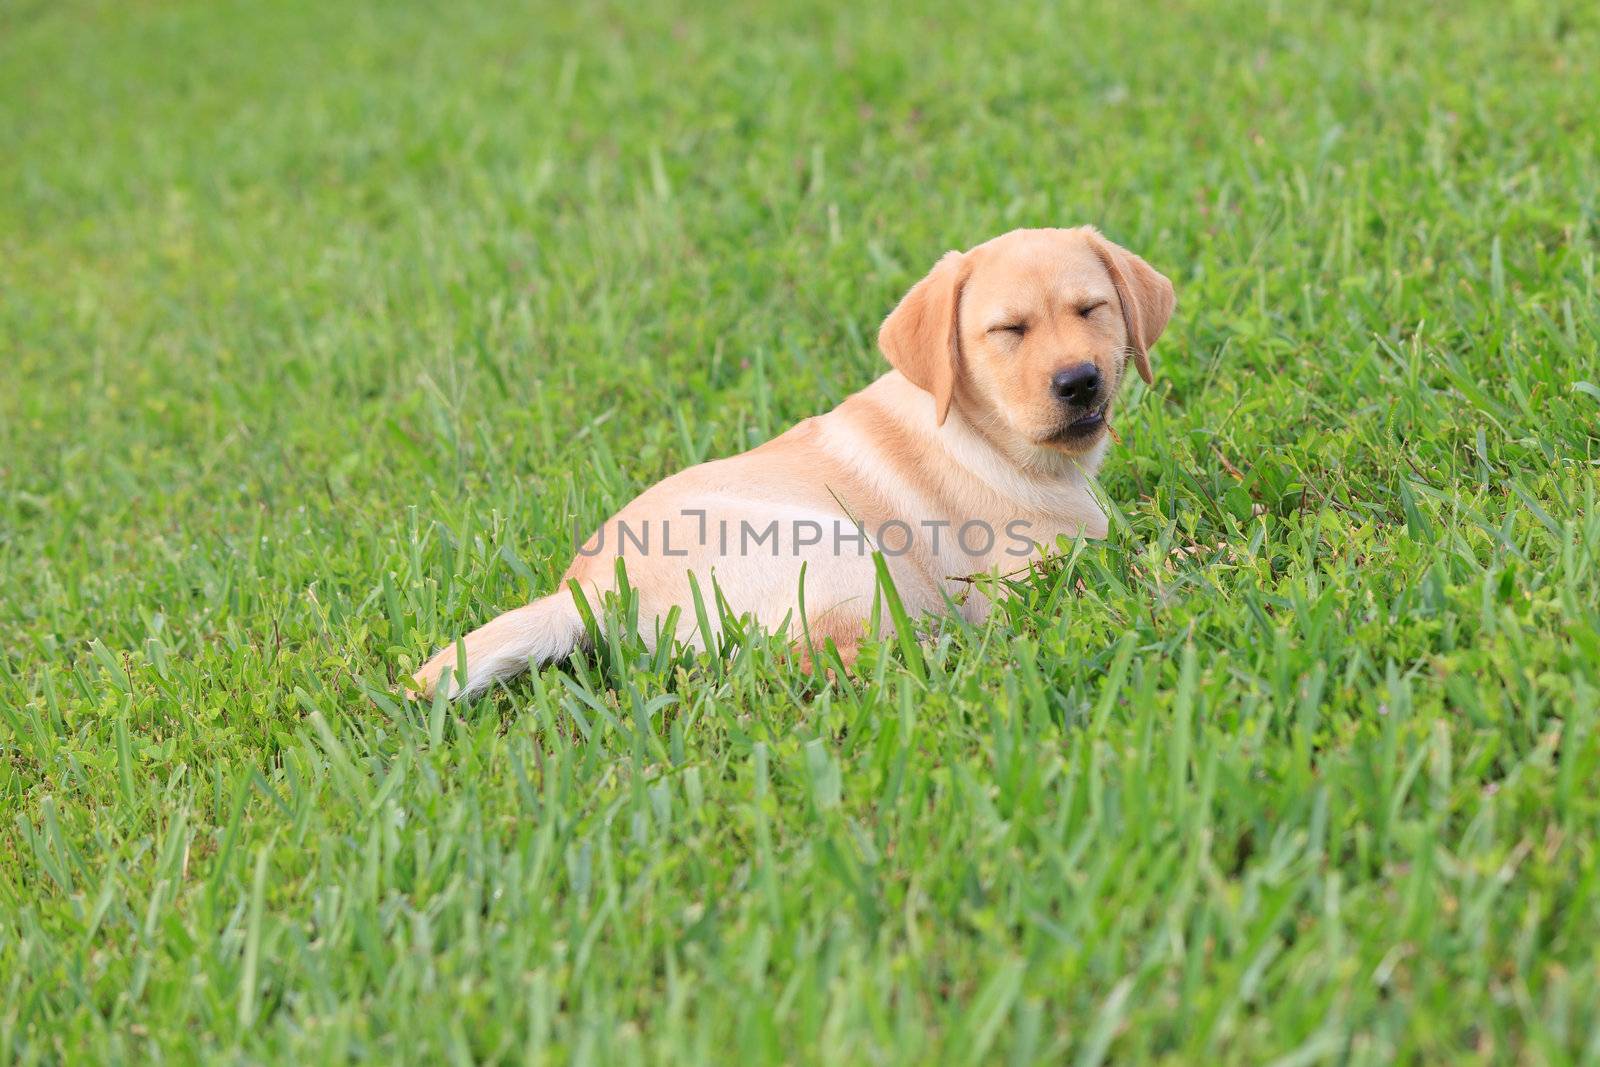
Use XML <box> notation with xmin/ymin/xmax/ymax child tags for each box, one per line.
<box><xmin>412</xmin><ymin>226</ymin><xmax>1174</xmax><ymax>698</ymax></box>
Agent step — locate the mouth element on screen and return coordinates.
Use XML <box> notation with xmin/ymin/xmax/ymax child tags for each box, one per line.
<box><xmin>1046</xmin><ymin>403</ymin><xmax>1110</xmax><ymax>445</ymax></box>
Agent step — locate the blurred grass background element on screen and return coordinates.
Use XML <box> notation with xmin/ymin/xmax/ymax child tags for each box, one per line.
<box><xmin>2</xmin><ymin>0</ymin><xmax>1598</xmax><ymax>1062</ymax></box>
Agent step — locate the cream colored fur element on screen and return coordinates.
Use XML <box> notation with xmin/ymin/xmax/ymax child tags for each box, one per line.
<box><xmin>410</xmin><ymin>226</ymin><xmax>1174</xmax><ymax>699</ymax></box>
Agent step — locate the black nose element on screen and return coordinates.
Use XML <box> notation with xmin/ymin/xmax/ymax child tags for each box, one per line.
<box><xmin>1051</xmin><ymin>362</ymin><xmax>1101</xmax><ymax>406</ymax></box>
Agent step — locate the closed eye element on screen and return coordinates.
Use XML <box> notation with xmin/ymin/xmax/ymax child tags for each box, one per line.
<box><xmin>988</xmin><ymin>322</ymin><xmax>1028</xmax><ymax>336</ymax></box>
<box><xmin>1078</xmin><ymin>301</ymin><xmax>1108</xmax><ymax>318</ymax></box>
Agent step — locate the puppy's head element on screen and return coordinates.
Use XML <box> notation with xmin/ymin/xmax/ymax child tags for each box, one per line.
<box><xmin>878</xmin><ymin>227</ymin><xmax>1174</xmax><ymax>456</ymax></box>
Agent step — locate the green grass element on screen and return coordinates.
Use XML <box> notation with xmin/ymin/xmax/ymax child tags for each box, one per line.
<box><xmin>3</xmin><ymin>0</ymin><xmax>1599</xmax><ymax>1061</ymax></box>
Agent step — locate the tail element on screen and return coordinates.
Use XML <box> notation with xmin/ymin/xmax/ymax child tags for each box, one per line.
<box><xmin>409</xmin><ymin>590</ymin><xmax>586</xmax><ymax>700</ymax></box>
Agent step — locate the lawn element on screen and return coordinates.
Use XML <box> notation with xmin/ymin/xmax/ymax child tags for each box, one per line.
<box><xmin>2</xmin><ymin>0</ymin><xmax>1598</xmax><ymax>1061</ymax></box>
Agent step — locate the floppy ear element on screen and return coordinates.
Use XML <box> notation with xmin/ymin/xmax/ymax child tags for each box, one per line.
<box><xmin>1087</xmin><ymin>232</ymin><xmax>1175</xmax><ymax>386</ymax></box>
<box><xmin>878</xmin><ymin>250</ymin><xmax>969</xmax><ymax>425</ymax></box>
